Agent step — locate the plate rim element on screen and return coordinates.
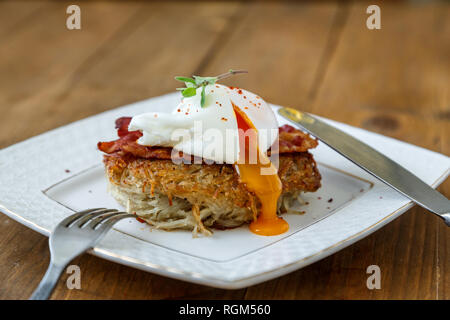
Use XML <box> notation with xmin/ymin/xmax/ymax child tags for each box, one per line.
<box><xmin>1</xmin><ymin>170</ymin><xmax>447</xmax><ymax>289</ymax></box>
<box><xmin>0</xmin><ymin>93</ymin><xmax>448</xmax><ymax>289</ymax></box>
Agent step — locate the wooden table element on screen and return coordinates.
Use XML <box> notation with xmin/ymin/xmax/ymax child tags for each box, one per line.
<box><xmin>0</xmin><ymin>0</ymin><xmax>448</xmax><ymax>300</ymax></box>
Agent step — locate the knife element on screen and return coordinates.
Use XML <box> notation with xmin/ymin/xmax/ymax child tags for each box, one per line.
<box><xmin>278</xmin><ymin>107</ymin><xmax>450</xmax><ymax>226</ymax></box>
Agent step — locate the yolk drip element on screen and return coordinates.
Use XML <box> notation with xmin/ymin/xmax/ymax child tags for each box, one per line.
<box><xmin>233</xmin><ymin>105</ymin><xmax>289</xmax><ymax>236</ymax></box>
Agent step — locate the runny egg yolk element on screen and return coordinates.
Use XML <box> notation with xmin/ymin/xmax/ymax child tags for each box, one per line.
<box><xmin>233</xmin><ymin>105</ymin><xmax>289</xmax><ymax>236</ymax></box>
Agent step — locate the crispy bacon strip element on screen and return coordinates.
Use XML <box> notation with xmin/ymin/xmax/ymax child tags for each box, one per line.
<box><xmin>278</xmin><ymin>124</ymin><xmax>318</xmax><ymax>153</ymax></box>
<box><xmin>116</xmin><ymin>117</ymin><xmax>136</xmax><ymax>138</ymax></box>
<box><xmin>98</xmin><ymin>117</ymin><xmax>318</xmax><ymax>159</ymax></box>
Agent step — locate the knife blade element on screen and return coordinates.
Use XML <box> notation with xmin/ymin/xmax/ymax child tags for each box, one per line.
<box><xmin>278</xmin><ymin>107</ymin><xmax>450</xmax><ymax>226</ymax></box>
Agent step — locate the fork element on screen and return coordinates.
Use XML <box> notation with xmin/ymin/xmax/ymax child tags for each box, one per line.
<box><xmin>29</xmin><ymin>208</ymin><xmax>134</xmax><ymax>300</ymax></box>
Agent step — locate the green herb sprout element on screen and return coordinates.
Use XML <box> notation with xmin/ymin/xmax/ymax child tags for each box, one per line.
<box><xmin>175</xmin><ymin>69</ymin><xmax>248</xmax><ymax>107</ymax></box>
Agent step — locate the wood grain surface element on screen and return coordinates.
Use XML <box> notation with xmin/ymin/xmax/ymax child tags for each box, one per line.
<box><xmin>0</xmin><ymin>0</ymin><xmax>448</xmax><ymax>300</ymax></box>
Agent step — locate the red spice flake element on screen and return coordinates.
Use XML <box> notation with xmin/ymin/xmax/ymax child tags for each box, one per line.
<box><xmin>305</xmin><ymin>201</ymin><xmax>309</xmax><ymax>205</ymax></box>
<box><xmin>328</xmin><ymin>198</ymin><xmax>333</xmax><ymax>203</ymax></box>
<box><xmin>317</xmin><ymin>196</ymin><xmax>322</xmax><ymax>200</ymax></box>
<box><xmin>243</xmin><ymin>96</ymin><xmax>247</xmax><ymax>99</ymax></box>
<box><xmin>64</xmin><ymin>169</ymin><xmax>70</xmax><ymax>173</ymax></box>
<box><xmin>136</xmin><ymin>217</ymin><xmax>146</xmax><ymax>224</ymax></box>
<box><xmin>133</xmin><ymin>212</ymin><xmax>146</xmax><ymax>224</ymax></box>
<box><xmin>229</xmin><ymin>86</ymin><xmax>235</xmax><ymax>89</ymax></box>
<box><xmin>219</xmin><ymin>103</ymin><xmax>222</xmax><ymax>107</ymax></box>
<box><xmin>257</xmin><ymin>102</ymin><xmax>261</xmax><ymax>106</ymax></box>
<box><xmin>256</xmin><ymin>96</ymin><xmax>260</xmax><ymax>99</ymax></box>
<box><xmin>237</xmin><ymin>89</ymin><xmax>243</xmax><ymax>94</ymax></box>
<box><xmin>153</xmin><ymin>114</ymin><xmax>158</xmax><ymax>118</ymax></box>
<box><xmin>244</xmin><ymin>107</ymin><xmax>248</xmax><ymax>109</ymax></box>
<box><xmin>221</xmin><ymin>117</ymin><xmax>228</xmax><ymax>121</ymax></box>
<box><xmin>177</xmin><ymin>109</ymin><xmax>181</xmax><ymax>112</ymax></box>
<box><xmin>216</xmin><ymin>85</ymin><xmax>219</xmax><ymax>88</ymax></box>
<box><xmin>185</xmin><ymin>112</ymin><xmax>189</xmax><ymax>115</ymax></box>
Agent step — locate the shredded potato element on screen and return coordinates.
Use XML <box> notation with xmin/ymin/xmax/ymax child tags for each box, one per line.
<box><xmin>104</xmin><ymin>153</ymin><xmax>321</xmax><ymax>236</ymax></box>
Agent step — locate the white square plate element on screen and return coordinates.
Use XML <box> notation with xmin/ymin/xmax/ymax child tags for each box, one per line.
<box><xmin>0</xmin><ymin>93</ymin><xmax>448</xmax><ymax>288</ymax></box>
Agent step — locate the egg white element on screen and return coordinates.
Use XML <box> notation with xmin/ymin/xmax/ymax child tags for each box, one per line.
<box><xmin>128</xmin><ymin>84</ymin><xmax>279</xmax><ymax>164</ymax></box>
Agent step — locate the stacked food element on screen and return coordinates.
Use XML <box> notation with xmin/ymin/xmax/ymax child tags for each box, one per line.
<box><xmin>98</xmin><ymin>71</ymin><xmax>321</xmax><ymax>236</ymax></box>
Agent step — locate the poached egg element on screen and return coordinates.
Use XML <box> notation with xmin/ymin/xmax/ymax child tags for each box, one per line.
<box><xmin>129</xmin><ymin>84</ymin><xmax>289</xmax><ymax>236</ymax></box>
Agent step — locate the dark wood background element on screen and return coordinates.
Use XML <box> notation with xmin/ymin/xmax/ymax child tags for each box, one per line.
<box><xmin>0</xmin><ymin>0</ymin><xmax>448</xmax><ymax>299</ymax></box>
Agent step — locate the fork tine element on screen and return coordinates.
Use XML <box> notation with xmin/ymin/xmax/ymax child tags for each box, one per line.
<box><xmin>60</xmin><ymin>208</ymin><xmax>106</xmax><ymax>227</ymax></box>
<box><xmin>96</xmin><ymin>213</ymin><xmax>135</xmax><ymax>233</ymax></box>
<box><xmin>74</xmin><ymin>209</ymin><xmax>119</xmax><ymax>227</ymax></box>
<box><xmin>84</xmin><ymin>211</ymin><xmax>130</xmax><ymax>229</ymax></box>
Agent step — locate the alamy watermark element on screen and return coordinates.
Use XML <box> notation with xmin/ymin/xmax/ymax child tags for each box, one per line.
<box><xmin>66</xmin><ymin>5</ymin><xmax>81</xmax><ymax>30</ymax></box>
<box><xmin>366</xmin><ymin>5</ymin><xmax>381</xmax><ymax>30</ymax></box>
<box><xmin>66</xmin><ymin>265</ymin><xmax>81</xmax><ymax>290</ymax></box>
<box><xmin>366</xmin><ymin>265</ymin><xmax>381</xmax><ymax>290</ymax></box>
<box><xmin>160</xmin><ymin>121</ymin><xmax>280</xmax><ymax>175</ymax></box>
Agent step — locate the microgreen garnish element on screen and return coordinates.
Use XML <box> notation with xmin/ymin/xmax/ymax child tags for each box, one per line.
<box><xmin>181</xmin><ymin>87</ymin><xmax>197</xmax><ymax>97</ymax></box>
<box><xmin>200</xmin><ymin>85</ymin><xmax>206</xmax><ymax>106</ymax></box>
<box><xmin>174</xmin><ymin>69</ymin><xmax>248</xmax><ymax>107</ymax></box>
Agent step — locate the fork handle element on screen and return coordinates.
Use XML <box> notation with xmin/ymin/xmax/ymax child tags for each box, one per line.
<box><xmin>29</xmin><ymin>262</ymin><xmax>65</xmax><ymax>300</ymax></box>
